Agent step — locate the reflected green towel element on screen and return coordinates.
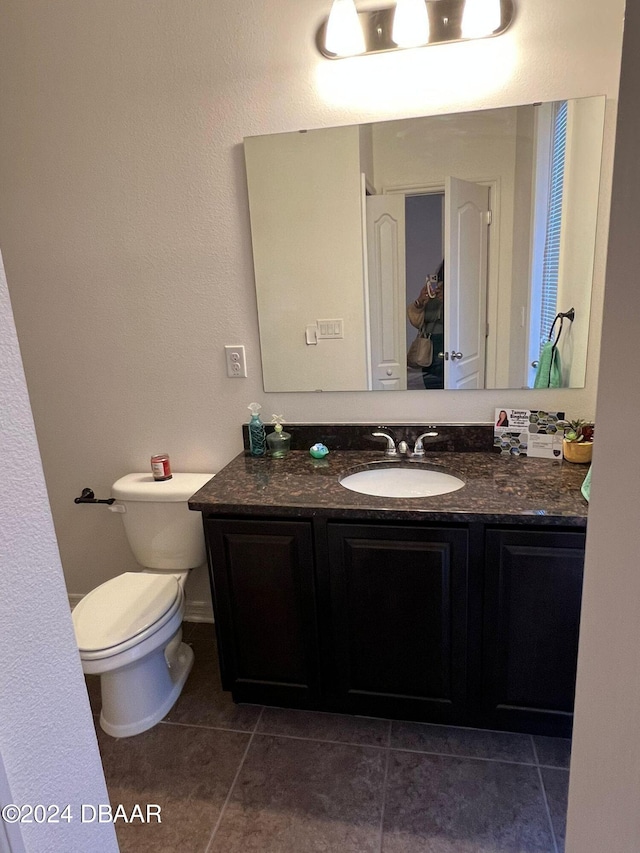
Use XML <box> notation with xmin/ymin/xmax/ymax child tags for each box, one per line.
<box><xmin>581</xmin><ymin>465</ymin><xmax>592</xmax><ymax>502</ymax></box>
<box><xmin>534</xmin><ymin>341</ymin><xmax>562</xmax><ymax>388</ymax></box>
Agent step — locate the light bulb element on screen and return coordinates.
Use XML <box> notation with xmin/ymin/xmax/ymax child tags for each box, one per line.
<box><xmin>325</xmin><ymin>0</ymin><xmax>366</xmax><ymax>57</ymax></box>
<box><xmin>461</xmin><ymin>0</ymin><xmax>502</xmax><ymax>39</ymax></box>
<box><xmin>392</xmin><ymin>0</ymin><xmax>430</xmax><ymax>48</ymax></box>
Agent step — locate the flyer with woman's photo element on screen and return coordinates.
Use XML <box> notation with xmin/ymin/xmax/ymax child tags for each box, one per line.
<box><xmin>494</xmin><ymin>409</ymin><xmax>565</xmax><ymax>459</ymax></box>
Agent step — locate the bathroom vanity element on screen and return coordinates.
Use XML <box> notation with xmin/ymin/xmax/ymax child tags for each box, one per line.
<box><xmin>189</xmin><ymin>428</ymin><xmax>588</xmax><ymax>738</ymax></box>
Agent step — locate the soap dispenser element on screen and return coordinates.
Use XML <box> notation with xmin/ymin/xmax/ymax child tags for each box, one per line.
<box><xmin>267</xmin><ymin>414</ymin><xmax>291</xmax><ymax>458</ymax></box>
<box><xmin>247</xmin><ymin>402</ymin><xmax>266</xmax><ymax>457</ymax></box>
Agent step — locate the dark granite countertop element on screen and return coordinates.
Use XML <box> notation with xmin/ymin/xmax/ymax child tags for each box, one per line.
<box><xmin>188</xmin><ymin>450</ymin><xmax>589</xmax><ymax>526</ymax></box>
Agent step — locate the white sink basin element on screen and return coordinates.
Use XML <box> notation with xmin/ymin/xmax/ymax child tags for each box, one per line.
<box><xmin>339</xmin><ymin>465</ymin><xmax>465</xmax><ymax>498</ymax></box>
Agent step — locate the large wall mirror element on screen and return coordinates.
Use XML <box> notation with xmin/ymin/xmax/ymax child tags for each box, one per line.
<box><xmin>244</xmin><ymin>96</ymin><xmax>605</xmax><ymax>391</ymax></box>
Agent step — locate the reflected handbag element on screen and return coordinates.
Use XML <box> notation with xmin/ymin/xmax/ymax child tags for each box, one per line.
<box><xmin>407</xmin><ymin>332</ymin><xmax>433</xmax><ymax>369</ymax></box>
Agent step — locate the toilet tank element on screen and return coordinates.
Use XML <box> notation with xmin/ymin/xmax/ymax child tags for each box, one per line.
<box><xmin>111</xmin><ymin>473</ymin><xmax>213</xmax><ymax>570</ymax></box>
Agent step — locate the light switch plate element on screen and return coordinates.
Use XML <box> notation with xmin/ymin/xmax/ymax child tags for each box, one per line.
<box><xmin>316</xmin><ymin>319</ymin><xmax>343</xmax><ymax>339</ymax></box>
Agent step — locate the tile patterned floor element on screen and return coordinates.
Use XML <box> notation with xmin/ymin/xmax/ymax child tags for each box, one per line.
<box><xmin>86</xmin><ymin>622</ymin><xmax>571</xmax><ymax>853</ymax></box>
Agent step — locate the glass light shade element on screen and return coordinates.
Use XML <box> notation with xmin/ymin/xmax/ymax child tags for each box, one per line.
<box><xmin>461</xmin><ymin>0</ymin><xmax>502</xmax><ymax>38</ymax></box>
<box><xmin>325</xmin><ymin>0</ymin><xmax>366</xmax><ymax>56</ymax></box>
<box><xmin>392</xmin><ymin>0</ymin><xmax>430</xmax><ymax>48</ymax></box>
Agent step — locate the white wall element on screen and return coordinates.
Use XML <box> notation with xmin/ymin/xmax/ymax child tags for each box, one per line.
<box><xmin>0</xmin><ymin>0</ymin><xmax>625</xmax><ymax>606</ymax></box>
<box><xmin>565</xmin><ymin>2</ymin><xmax>640</xmax><ymax>849</ymax></box>
<box><xmin>0</xmin><ymin>253</ymin><xmax>117</xmax><ymax>853</ymax></box>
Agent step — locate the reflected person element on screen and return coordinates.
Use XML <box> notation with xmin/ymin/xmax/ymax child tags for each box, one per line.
<box><xmin>407</xmin><ymin>262</ymin><xmax>445</xmax><ymax>389</ymax></box>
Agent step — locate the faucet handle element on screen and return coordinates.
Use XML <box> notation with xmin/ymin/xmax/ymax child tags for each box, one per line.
<box><xmin>372</xmin><ymin>431</ymin><xmax>398</xmax><ymax>456</ymax></box>
<box><xmin>413</xmin><ymin>431</ymin><xmax>439</xmax><ymax>456</ymax></box>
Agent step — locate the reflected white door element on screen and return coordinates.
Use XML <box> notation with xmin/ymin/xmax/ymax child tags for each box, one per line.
<box><xmin>366</xmin><ymin>195</ymin><xmax>407</xmax><ymax>390</ymax></box>
<box><xmin>445</xmin><ymin>177</ymin><xmax>490</xmax><ymax>390</ymax></box>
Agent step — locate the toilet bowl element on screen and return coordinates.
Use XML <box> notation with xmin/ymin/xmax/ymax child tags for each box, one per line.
<box><xmin>72</xmin><ymin>472</ymin><xmax>212</xmax><ymax>738</ymax></box>
<box><xmin>73</xmin><ymin>572</ymin><xmax>191</xmax><ymax>737</ymax></box>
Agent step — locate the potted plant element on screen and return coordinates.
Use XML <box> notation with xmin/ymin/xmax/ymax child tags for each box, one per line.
<box><xmin>560</xmin><ymin>419</ymin><xmax>594</xmax><ymax>463</ymax></box>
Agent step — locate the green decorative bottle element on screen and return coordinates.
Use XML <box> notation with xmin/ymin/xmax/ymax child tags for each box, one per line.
<box><xmin>267</xmin><ymin>414</ymin><xmax>291</xmax><ymax>458</ymax></box>
<box><xmin>247</xmin><ymin>403</ymin><xmax>266</xmax><ymax>457</ymax></box>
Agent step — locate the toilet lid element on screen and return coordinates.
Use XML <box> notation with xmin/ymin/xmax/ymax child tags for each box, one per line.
<box><xmin>73</xmin><ymin>573</ymin><xmax>181</xmax><ymax>653</ymax></box>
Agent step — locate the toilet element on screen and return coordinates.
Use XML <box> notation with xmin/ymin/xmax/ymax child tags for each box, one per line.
<box><xmin>72</xmin><ymin>472</ymin><xmax>212</xmax><ymax>738</ymax></box>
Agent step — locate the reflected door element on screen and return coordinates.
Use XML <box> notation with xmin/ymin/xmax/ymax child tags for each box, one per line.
<box><xmin>366</xmin><ymin>194</ymin><xmax>407</xmax><ymax>390</ymax></box>
<box><xmin>445</xmin><ymin>177</ymin><xmax>490</xmax><ymax>390</ymax></box>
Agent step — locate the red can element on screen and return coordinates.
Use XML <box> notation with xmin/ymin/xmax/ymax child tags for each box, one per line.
<box><xmin>151</xmin><ymin>453</ymin><xmax>172</xmax><ymax>481</ymax></box>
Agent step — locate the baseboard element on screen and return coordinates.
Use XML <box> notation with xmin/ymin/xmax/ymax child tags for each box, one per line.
<box><xmin>183</xmin><ymin>600</ymin><xmax>214</xmax><ymax>623</ymax></box>
<box><xmin>68</xmin><ymin>593</ymin><xmax>214</xmax><ymax>624</ymax></box>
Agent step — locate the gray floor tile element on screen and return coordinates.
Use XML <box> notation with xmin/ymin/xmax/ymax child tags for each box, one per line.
<box><xmin>391</xmin><ymin>721</ymin><xmax>536</xmax><ymax>764</ymax></box>
<box><xmin>383</xmin><ymin>751</ymin><xmax>554</xmax><ymax>853</ymax></box>
<box><xmin>533</xmin><ymin>735</ymin><xmax>572</xmax><ymax>768</ymax></box>
<box><xmin>257</xmin><ymin>706</ymin><xmax>390</xmax><ymax>746</ymax></box>
<box><xmin>209</xmin><ymin>733</ymin><xmax>386</xmax><ymax>852</ymax></box>
<box><xmin>541</xmin><ymin>767</ymin><xmax>569</xmax><ymax>852</ymax></box>
<box><xmin>96</xmin><ymin>723</ymin><xmax>249</xmax><ymax>853</ymax></box>
<box><xmin>90</xmin><ymin>619</ymin><xmax>565</xmax><ymax>852</ymax></box>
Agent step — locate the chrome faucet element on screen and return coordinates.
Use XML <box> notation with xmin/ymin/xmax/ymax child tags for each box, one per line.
<box><xmin>372</xmin><ymin>430</ymin><xmax>439</xmax><ymax>458</ymax></box>
<box><xmin>371</xmin><ymin>431</ymin><xmax>398</xmax><ymax>456</ymax></box>
<box><xmin>412</xmin><ymin>431</ymin><xmax>439</xmax><ymax>457</ymax></box>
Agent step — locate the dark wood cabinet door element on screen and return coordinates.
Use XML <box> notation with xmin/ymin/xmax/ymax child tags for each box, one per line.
<box><xmin>483</xmin><ymin>528</ymin><xmax>585</xmax><ymax>736</ymax></box>
<box><xmin>205</xmin><ymin>518</ymin><xmax>319</xmax><ymax>707</ymax></box>
<box><xmin>326</xmin><ymin>523</ymin><xmax>469</xmax><ymax>722</ymax></box>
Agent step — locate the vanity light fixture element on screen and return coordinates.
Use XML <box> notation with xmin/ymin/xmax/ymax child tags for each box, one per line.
<box><xmin>392</xmin><ymin>0</ymin><xmax>430</xmax><ymax>48</ymax></box>
<box><xmin>461</xmin><ymin>0</ymin><xmax>502</xmax><ymax>38</ymax></box>
<box><xmin>318</xmin><ymin>0</ymin><xmax>515</xmax><ymax>58</ymax></box>
<box><xmin>325</xmin><ymin>0</ymin><xmax>366</xmax><ymax>57</ymax></box>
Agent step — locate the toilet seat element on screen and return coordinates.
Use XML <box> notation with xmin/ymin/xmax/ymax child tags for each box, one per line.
<box><xmin>73</xmin><ymin>572</ymin><xmax>183</xmax><ymax>659</ymax></box>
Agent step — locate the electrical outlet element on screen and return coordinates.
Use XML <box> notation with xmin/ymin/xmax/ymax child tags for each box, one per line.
<box><xmin>224</xmin><ymin>345</ymin><xmax>247</xmax><ymax>378</ymax></box>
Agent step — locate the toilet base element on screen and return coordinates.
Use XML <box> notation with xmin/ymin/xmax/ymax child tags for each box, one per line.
<box><xmin>98</xmin><ymin>635</ymin><xmax>194</xmax><ymax>738</ymax></box>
